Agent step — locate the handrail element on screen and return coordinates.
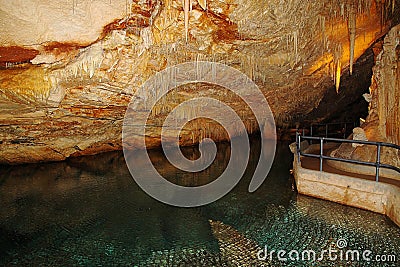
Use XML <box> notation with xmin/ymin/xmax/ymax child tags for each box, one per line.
<box><xmin>296</xmin><ymin>132</ymin><xmax>400</xmax><ymax>182</ymax></box>
<box><xmin>309</xmin><ymin>122</ymin><xmax>358</xmax><ymax>140</ymax></box>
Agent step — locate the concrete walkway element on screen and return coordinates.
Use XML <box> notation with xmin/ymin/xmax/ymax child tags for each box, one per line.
<box><xmin>292</xmin><ymin>143</ymin><xmax>400</xmax><ymax>227</ymax></box>
<box><xmin>300</xmin><ymin>147</ymin><xmax>400</xmax><ymax>187</ymax></box>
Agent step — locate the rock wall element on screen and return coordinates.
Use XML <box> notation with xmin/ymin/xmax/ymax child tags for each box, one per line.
<box><xmin>0</xmin><ymin>0</ymin><xmax>128</xmax><ymax>46</ymax></box>
<box><xmin>334</xmin><ymin>24</ymin><xmax>400</xmax><ymax>169</ymax></box>
<box><xmin>363</xmin><ymin>24</ymin><xmax>400</xmax><ymax>168</ymax></box>
<box><xmin>0</xmin><ymin>0</ymin><xmax>398</xmax><ymax>164</ymax></box>
<box><xmin>369</xmin><ymin>24</ymin><xmax>400</xmax><ymax>146</ymax></box>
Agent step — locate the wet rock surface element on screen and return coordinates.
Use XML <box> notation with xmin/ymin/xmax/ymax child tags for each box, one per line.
<box><xmin>0</xmin><ymin>0</ymin><xmax>399</xmax><ymax>163</ymax></box>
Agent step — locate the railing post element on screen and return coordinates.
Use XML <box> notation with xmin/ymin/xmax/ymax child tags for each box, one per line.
<box><xmin>320</xmin><ymin>138</ymin><xmax>324</xmax><ymax>171</ymax></box>
<box><xmin>310</xmin><ymin>125</ymin><xmax>313</xmax><ymax>144</ymax></box>
<box><xmin>376</xmin><ymin>143</ymin><xmax>381</xmax><ymax>182</ymax></box>
<box><xmin>298</xmin><ymin>136</ymin><xmax>399</xmax><ymax>178</ymax></box>
<box><xmin>343</xmin><ymin>123</ymin><xmax>347</xmax><ymax>139</ymax></box>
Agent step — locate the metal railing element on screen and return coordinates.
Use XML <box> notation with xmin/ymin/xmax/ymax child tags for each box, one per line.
<box><xmin>309</xmin><ymin>122</ymin><xmax>358</xmax><ymax>140</ymax></box>
<box><xmin>296</xmin><ymin>132</ymin><xmax>400</xmax><ymax>182</ymax></box>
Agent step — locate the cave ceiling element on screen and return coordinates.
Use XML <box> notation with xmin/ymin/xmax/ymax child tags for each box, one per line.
<box><xmin>0</xmin><ymin>0</ymin><xmax>398</xmax><ymax>163</ymax></box>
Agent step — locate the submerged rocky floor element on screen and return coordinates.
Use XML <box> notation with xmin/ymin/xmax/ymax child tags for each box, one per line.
<box><xmin>0</xmin><ymin>142</ymin><xmax>398</xmax><ymax>266</ymax></box>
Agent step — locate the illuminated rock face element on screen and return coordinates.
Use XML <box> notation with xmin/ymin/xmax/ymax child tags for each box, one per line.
<box><xmin>364</xmin><ymin>24</ymin><xmax>400</xmax><ymax>167</ymax></box>
<box><xmin>0</xmin><ymin>0</ymin><xmax>398</xmax><ymax>164</ymax></box>
<box><xmin>368</xmin><ymin>24</ymin><xmax>400</xmax><ymax>147</ymax></box>
<box><xmin>0</xmin><ymin>0</ymin><xmax>128</xmax><ymax>46</ymax></box>
<box><xmin>334</xmin><ymin>24</ymin><xmax>400</xmax><ymax>169</ymax></box>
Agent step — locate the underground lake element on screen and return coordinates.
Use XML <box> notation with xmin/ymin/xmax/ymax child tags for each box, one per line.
<box><xmin>0</xmin><ymin>137</ymin><xmax>398</xmax><ymax>266</ymax></box>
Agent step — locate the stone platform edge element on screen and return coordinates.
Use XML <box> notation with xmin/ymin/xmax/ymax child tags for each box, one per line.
<box><xmin>292</xmin><ymin>150</ymin><xmax>400</xmax><ymax>227</ymax></box>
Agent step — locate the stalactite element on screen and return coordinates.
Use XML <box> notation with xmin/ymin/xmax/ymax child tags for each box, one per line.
<box><xmin>348</xmin><ymin>5</ymin><xmax>356</xmax><ymax>75</ymax></box>
<box><xmin>125</xmin><ymin>0</ymin><xmax>132</xmax><ymax>17</ymax></box>
<box><xmin>340</xmin><ymin>2</ymin><xmax>345</xmax><ymax>18</ymax></box>
<box><xmin>335</xmin><ymin>60</ymin><xmax>341</xmax><ymax>93</ymax></box>
<box><xmin>184</xmin><ymin>0</ymin><xmax>190</xmax><ymax>43</ymax></box>
<box><xmin>150</xmin><ymin>0</ymin><xmax>162</xmax><ymax>25</ymax></box>
<box><xmin>375</xmin><ymin>0</ymin><xmax>384</xmax><ymax>32</ymax></box>
<box><xmin>141</xmin><ymin>27</ymin><xmax>154</xmax><ymax>50</ymax></box>
<box><xmin>320</xmin><ymin>15</ymin><xmax>326</xmax><ymax>50</ymax></box>
<box><xmin>53</xmin><ymin>43</ymin><xmax>104</xmax><ymax>83</ymax></box>
<box><xmin>293</xmin><ymin>30</ymin><xmax>298</xmax><ymax>61</ymax></box>
<box><xmin>392</xmin><ymin>0</ymin><xmax>396</xmax><ymax>13</ymax></box>
<box><xmin>198</xmin><ymin>0</ymin><xmax>207</xmax><ymax>10</ymax></box>
<box><xmin>332</xmin><ymin>40</ymin><xmax>343</xmax><ymax>93</ymax></box>
<box><xmin>286</xmin><ymin>34</ymin><xmax>289</xmax><ymax>52</ymax></box>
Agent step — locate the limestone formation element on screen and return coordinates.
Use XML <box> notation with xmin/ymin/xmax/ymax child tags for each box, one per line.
<box><xmin>334</xmin><ymin>24</ymin><xmax>400</xmax><ymax>170</ymax></box>
<box><xmin>0</xmin><ymin>0</ymin><xmax>399</xmax><ymax>164</ymax></box>
<box><xmin>352</xmin><ymin>127</ymin><xmax>367</xmax><ymax>147</ymax></box>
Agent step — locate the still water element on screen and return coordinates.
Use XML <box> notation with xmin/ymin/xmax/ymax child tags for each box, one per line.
<box><xmin>0</xmin><ymin>139</ymin><xmax>399</xmax><ymax>266</ymax></box>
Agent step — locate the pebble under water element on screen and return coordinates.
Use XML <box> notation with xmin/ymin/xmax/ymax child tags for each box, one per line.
<box><xmin>0</xmin><ymin>138</ymin><xmax>399</xmax><ymax>266</ymax></box>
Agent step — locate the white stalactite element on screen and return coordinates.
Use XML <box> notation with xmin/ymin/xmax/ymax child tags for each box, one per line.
<box><xmin>340</xmin><ymin>2</ymin><xmax>345</xmax><ymax>18</ymax></box>
<box><xmin>348</xmin><ymin>5</ymin><xmax>356</xmax><ymax>75</ymax></box>
<box><xmin>293</xmin><ymin>30</ymin><xmax>298</xmax><ymax>61</ymax></box>
<box><xmin>320</xmin><ymin>15</ymin><xmax>326</xmax><ymax>49</ymax></box>
<box><xmin>184</xmin><ymin>0</ymin><xmax>190</xmax><ymax>42</ymax></box>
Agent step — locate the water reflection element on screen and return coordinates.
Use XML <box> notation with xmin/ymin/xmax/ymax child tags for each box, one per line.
<box><xmin>0</xmin><ymin>139</ymin><xmax>398</xmax><ymax>266</ymax></box>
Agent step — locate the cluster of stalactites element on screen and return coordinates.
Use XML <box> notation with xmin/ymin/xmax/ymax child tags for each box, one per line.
<box><xmin>62</xmin><ymin>0</ymin><xmax>397</xmax><ymax>94</ymax></box>
<box><xmin>183</xmin><ymin>0</ymin><xmax>207</xmax><ymax>42</ymax></box>
<box><xmin>326</xmin><ymin>0</ymin><xmax>396</xmax><ymax>92</ymax></box>
<box><xmin>329</xmin><ymin>0</ymin><xmax>367</xmax><ymax>92</ymax></box>
<box><xmin>50</xmin><ymin>43</ymin><xmax>103</xmax><ymax>86</ymax></box>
